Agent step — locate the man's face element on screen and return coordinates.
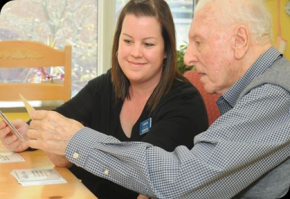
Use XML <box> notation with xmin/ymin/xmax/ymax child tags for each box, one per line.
<box><xmin>184</xmin><ymin>9</ymin><xmax>241</xmax><ymax>95</ymax></box>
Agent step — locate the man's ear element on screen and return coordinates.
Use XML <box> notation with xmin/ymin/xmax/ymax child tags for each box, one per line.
<box><xmin>233</xmin><ymin>25</ymin><xmax>250</xmax><ymax>59</ymax></box>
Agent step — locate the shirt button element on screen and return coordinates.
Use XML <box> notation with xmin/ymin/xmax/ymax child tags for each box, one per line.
<box><xmin>104</xmin><ymin>169</ymin><xmax>109</xmax><ymax>175</ymax></box>
<box><xmin>73</xmin><ymin>152</ymin><xmax>79</xmax><ymax>159</ymax></box>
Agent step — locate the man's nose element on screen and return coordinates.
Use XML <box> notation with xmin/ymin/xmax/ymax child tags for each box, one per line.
<box><xmin>184</xmin><ymin>46</ymin><xmax>198</xmax><ymax>67</ymax></box>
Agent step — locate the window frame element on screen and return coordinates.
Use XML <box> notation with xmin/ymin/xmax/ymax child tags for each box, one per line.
<box><xmin>98</xmin><ymin>0</ymin><xmax>116</xmax><ymax>74</ymax></box>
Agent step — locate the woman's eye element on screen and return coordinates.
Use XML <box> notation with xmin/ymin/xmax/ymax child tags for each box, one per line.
<box><xmin>144</xmin><ymin>43</ymin><xmax>154</xmax><ymax>47</ymax></box>
<box><xmin>124</xmin><ymin>39</ymin><xmax>131</xmax><ymax>44</ymax></box>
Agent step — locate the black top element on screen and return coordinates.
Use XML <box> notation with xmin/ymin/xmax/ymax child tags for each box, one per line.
<box><xmin>55</xmin><ymin>70</ymin><xmax>208</xmax><ymax>199</ymax></box>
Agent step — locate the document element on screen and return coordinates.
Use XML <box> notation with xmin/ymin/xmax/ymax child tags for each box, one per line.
<box><xmin>0</xmin><ymin>140</ymin><xmax>25</xmax><ymax>163</ymax></box>
<box><xmin>0</xmin><ymin>152</ymin><xmax>25</xmax><ymax>163</ymax></box>
<box><xmin>11</xmin><ymin>168</ymin><xmax>67</xmax><ymax>186</ymax></box>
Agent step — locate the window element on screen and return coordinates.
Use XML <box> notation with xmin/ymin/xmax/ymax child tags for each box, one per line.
<box><xmin>0</xmin><ymin>0</ymin><xmax>98</xmax><ymax>100</ymax></box>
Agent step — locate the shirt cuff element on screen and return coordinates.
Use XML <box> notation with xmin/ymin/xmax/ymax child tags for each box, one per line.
<box><xmin>64</xmin><ymin>127</ymin><xmax>108</xmax><ymax>167</ymax></box>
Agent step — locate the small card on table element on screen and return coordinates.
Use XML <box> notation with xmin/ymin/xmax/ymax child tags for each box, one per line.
<box><xmin>0</xmin><ymin>152</ymin><xmax>25</xmax><ymax>163</ymax></box>
<box><xmin>11</xmin><ymin>168</ymin><xmax>67</xmax><ymax>186</ymax></box>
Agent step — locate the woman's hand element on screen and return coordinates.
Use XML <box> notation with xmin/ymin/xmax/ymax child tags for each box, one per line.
<box><xmin>27</xmin><ymin>110</ymin><xmax>84</xmax><ymax>155</ymax></box>
<box><xmin>0</xmin><ymin>119</ymin><xmax>29</xmax><ymax>152</ymax></box>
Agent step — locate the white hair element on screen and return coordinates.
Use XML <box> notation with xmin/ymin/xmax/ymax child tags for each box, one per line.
<box><xmin>194</xmin><ymin>0</ymin><xmax>272</xmax><ymax>44</ymax></box>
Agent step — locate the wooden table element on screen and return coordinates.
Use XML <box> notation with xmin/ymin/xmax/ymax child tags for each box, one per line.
<box><xmin>0</xmin><ymin>143</ymin><xmax>97</xmax><ymax>199</ymax></box>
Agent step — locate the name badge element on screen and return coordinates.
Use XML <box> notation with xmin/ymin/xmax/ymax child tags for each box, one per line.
<box><xmin>139</xmin><ymin>118</ymin><xmax>152</xmax><ymax>135</ymax></box>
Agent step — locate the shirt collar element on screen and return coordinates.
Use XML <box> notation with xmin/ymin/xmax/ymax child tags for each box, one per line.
<box><xmin>217</xmin><ymin>47</ymin><xmax>282</xmax><ymax>113</ymax></box>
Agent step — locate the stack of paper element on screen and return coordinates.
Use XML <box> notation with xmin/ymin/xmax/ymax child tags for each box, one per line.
<box><xmin>11</xmin><ymin>168</ymin><xmax>67</xmax><ymax>186</ymax></box>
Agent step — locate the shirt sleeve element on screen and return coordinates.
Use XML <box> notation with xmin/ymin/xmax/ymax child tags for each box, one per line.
<box><xmin>65</xmin><ymin>84</ymin><xmax>290</xmax><ymax>199</ymax></box>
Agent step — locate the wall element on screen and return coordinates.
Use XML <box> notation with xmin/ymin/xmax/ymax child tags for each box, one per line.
<box><xmin>265</xmin><ymin>0</ymin><xmax>290</xmax><ymax>60</ymax></box>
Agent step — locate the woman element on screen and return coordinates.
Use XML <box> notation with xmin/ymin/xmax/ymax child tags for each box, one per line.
<box><xmin>0</xmin><ymin>0</ymin><xmax>208</xmax><ymax>198</ymax></box>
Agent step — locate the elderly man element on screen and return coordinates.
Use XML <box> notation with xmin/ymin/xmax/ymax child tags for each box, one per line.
<box><xmin>2</xmin><ymin>0</ymin><xmax>290</xmax><ymax>198</ymax></box>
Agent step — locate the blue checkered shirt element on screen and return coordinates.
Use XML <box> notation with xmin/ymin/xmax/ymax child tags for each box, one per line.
<box><xmin>65</xmin><ymin>47</ymin><xmax>290</xmax><ymax>199</ymax></box>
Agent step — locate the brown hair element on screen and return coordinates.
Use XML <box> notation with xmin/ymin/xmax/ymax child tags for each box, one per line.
<box><xmin>111</xmin><ymin>0</ymin><xmax>186</xmax><ymax>113</ymax></box>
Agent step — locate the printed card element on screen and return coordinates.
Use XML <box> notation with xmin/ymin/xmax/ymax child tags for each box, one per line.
<box><xmin>0</xmin><ymin>152</ymin><xmax>25</xmax><ymax>163</ymax></box>
<box><xmin>11</xmin><ymin>168</ymin><xmax>67</xmax><ymax>186</ymax></box>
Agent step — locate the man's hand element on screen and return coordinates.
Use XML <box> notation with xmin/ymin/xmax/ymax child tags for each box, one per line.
<box><xmin>27</xmin><ymin>110</ymin><xmax>84</xmax><ymax>155</ymax></box>
<box><xmin>45</xmin><ymin>152</ymin><xmax>73</xmax><ymax>168</ymax></box>
<box><xmin>137</xmin><ymin>194</ymin><xmax>150</xmax><ymax>199</ymax></box>
<box><xmin>0</xmin><ymin>119</ymin><xmax>29</xmax><ymax>152</ymax></box>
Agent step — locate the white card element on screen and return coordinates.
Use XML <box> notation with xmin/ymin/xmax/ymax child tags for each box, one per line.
<box><xmin>19</xmin><ymin>93</ymin><xmax>35</xmax><ymax>118</ymax></box>
<box><xmin>0</xmin><ymin>152</ymin><xmax>25</xmax><ymax>163</ymax></box>
<box><xmin>11</xmin><ymin>168</ymin><xmax>67</xmax><ymax>186</ymax></box>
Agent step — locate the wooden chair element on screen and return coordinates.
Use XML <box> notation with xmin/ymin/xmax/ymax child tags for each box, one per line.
<box><xmin>0</xmin><ymin>40</ymin><xmax>71</xmax><ymax>103</ymax></box>
<box><xmin>184</xmin><ymin>70</ymin><xmax>221</xmax><ymax>126</ymax></box>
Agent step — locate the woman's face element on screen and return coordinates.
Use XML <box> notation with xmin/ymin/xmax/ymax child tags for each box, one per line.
<box><xmin>117</xmin><ymin>14</ymin><xmax>166</xmax><ymax>87</ymax></box>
